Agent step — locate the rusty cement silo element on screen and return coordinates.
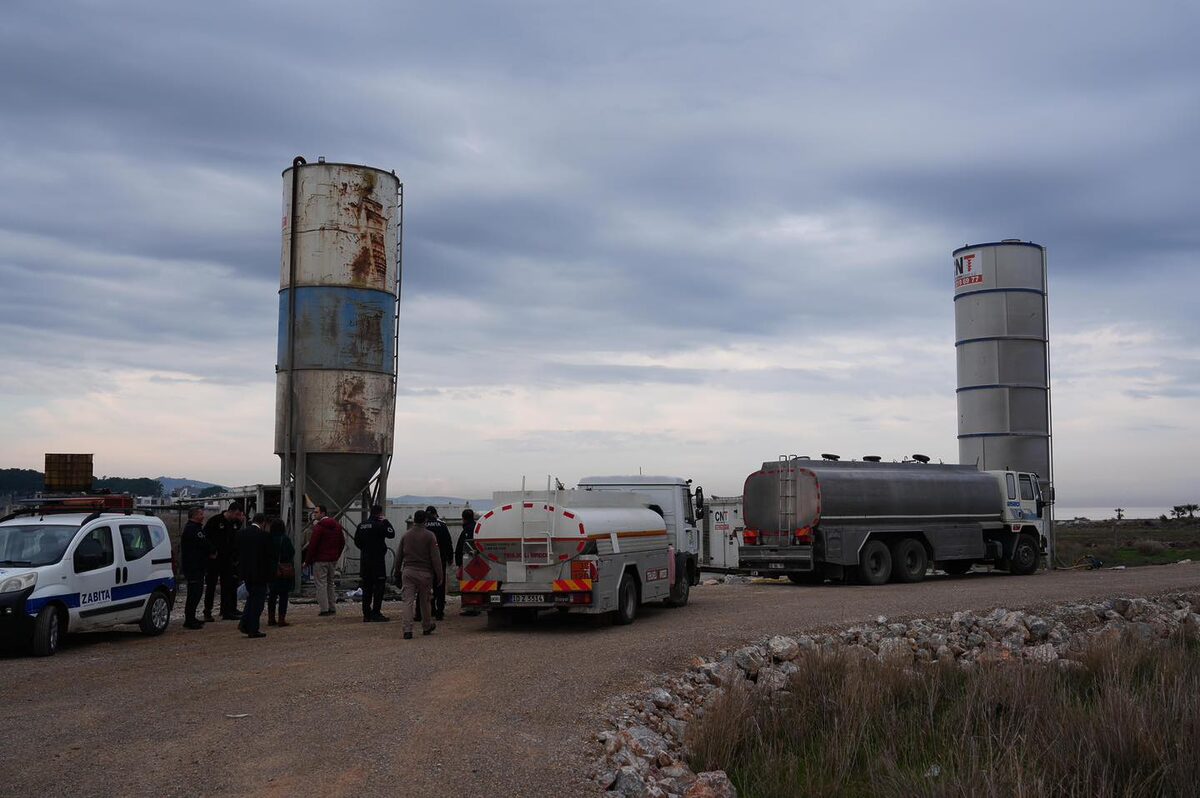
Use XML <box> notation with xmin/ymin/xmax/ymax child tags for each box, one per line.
<box><xmin>277</xmin><ymin>157</ymin><xmax>403</xmax><ymax>549</ymax></box>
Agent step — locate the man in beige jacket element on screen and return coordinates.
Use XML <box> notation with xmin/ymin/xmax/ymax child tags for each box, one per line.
<box><xmin>398</xmin><ymin>510</ymin><xmax>442</xmax><ymax>639</ymax></box>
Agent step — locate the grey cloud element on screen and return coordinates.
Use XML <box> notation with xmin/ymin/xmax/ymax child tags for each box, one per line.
<box><xmin>0</xmin><ymin>0</ymin><xmax>1197</xmax><ymax>499</ymax></box>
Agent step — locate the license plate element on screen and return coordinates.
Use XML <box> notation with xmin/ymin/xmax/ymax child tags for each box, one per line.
<box><xmin>508</xmin><ymin>594</ymin><xmax>544</xmax><ymax>605</ymax></box>
<box><xmin>769</xmin><ymin>562</ymin><xmax>786</xmax><ymax>569</ymax></box>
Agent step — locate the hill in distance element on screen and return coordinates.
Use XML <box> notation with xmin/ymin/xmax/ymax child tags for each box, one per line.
<box><xmin>389</xmin><ymin>494</ymin><xmax>493</xmax><ymax>510</ymax></box>
<box><xmin>156</xmin><ymin>476</ymin><xmax>225</xmax><ymax>493</ymax></box>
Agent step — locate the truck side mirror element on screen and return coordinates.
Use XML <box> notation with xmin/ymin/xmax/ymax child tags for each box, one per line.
<box><xmin>694</xmin><ymin>487</ymin><xmax>705</xmax><ymax>515</ymax></box>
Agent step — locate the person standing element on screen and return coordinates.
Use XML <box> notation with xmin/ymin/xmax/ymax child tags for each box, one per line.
<box><xmin>424</xmin><ymin>506</ymin><xmax>453</xmax><ymax>621</ymax></box>
<box><xmin>236</xmin><ymin>513</ymin><xmax>274</xmax><ymax>638</ymax></box>
<box><xmin>399</xmin><ymin>510</ymin><xmax>442</xmax><ymax>639</ymax></box>
<box><xmin>304</xmin><ymin>505</ymin><xmax>345</xmax><ymax>617</ymax></box>
<box><xmin>180</xmin><ymin>507</ymin><xmax>209</xmax><ymax>630</ymax></box>
<box><xmin>354</xmin><ymin>504</ymin><xmax>395</xmax><ymax>623</ymax></box>
<box><xmin>267</xmin><ymin>518</ymin><xmax>295</xmax><ymax>627</ymax></box>
<box><xmin>455</xmin><ymin>508</ymin><xmax>479</xmax><ymax>617</ymax></box>
<box><xmin>203</xmin><ymin>501</ymin><xmax>244</xmax><ymax>621</ymax></box>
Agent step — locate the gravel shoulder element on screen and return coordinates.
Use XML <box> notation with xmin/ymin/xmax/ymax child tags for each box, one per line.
<box><xmin>3</xmin><ymin>564</ymin><xmax>1199</xmax><ymax>797</ymax></box>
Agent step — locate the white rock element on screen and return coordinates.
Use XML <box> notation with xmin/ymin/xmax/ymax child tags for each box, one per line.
<box><xmin>767</xmin><ymin>635</ymin><xmax>800</xmax><ymax>662</ymax></box>
<box><xmin>878</xmin><ymin>637</ymin><xmax>913</xmax><ymax>665</ymax></box>
<box><xmin>757</xmin><ymin>666</ymin><xmax>789</xmax><ymax>692</ymax></box>
<box><xmin>733</xmin><ymin>645</ymin><xmax>766</xmax><ymax>676</ymax></box>
<box><xmin>685</xmin><ymin>770</ymin><xmax>737</xmax><ymax>798</ymax></box>
<box><xmin>650</xmin><ymin>688</ymin><xmax>674</xmax><ymax>709</ymax></box>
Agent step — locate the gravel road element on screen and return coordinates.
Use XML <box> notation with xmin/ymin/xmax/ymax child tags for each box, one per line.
<box><xmin>3</xmin><ymin>564</ymin><xmax>1198</xmax><ymax>797</ymax></box>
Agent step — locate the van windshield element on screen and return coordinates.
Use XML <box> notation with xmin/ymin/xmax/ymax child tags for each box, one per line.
<box><xmin>0</xmin><ymin>524</ymin><xmax>77</xmax><ymax>567</ymax></box>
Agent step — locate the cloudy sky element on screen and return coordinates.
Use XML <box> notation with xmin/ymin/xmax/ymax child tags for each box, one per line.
<box><xmin>1</xmin><ymin>1</ymin><xmax>1196</xmax><ymax>510</ymax></box>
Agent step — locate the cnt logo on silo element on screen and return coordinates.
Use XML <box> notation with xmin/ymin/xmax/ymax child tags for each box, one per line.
<box><xmin>954</xmin><ymin>252</ymin><xmax>983</xmax><ymax>289</ymax></box>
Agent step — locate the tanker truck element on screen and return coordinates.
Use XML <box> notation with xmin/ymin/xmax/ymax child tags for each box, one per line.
<box><xmin>458</xmin><ymin>476</ymin><xmax>702</xmax><ymax>626</ymax></box>
<box><xmin>738</xmin><ymin>456</ymin><xmax>1048</xmax><ymax>584</ymax></box>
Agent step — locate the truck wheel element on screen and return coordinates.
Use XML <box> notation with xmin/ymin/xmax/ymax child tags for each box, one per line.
<box><xmin>615</xmin><ymin>572</ymin><xmax>638</xmax><ymax>625</ymax></box>
<box><xmin>788</xmin><ymin>571</ymin><xmax>824</xmax><ymax>585</ymax></box>
<box><xmin>1010</xmin><ymin>534</ymin><xmax>1039</xmax><ymax>575</ymax></box>
<box><xmin>664</xmin><ymin>556</ymin><xmax>691</xmax><ymax>607</ymax></box>
<box><xmin>941</xmin><ymin>560</ymin><xmax>973</xmax><ymax>576</ymax></box>
<box><xmin>857</xmin><ymin>540</ymin><xmax>892</xmax><ymax>586</ymax></box>
<box><xmin>890</xmin><ymin>538</ymin><xmax>928</xmax><ymax>583</ymax></box>
<box><xmin>140</xmin><ymin>591</ymin><xmax>171</xmax><ymax>636</ymax></box>
<box><xmin>32</xmin><ymin>605</ymin><xmax>63</xmax><ymax>657</ymax></box>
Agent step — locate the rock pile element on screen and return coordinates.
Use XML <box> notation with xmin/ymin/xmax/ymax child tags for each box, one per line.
<box><xmin>593</xmin><ymin>592</ymin><xmax>1200</xmax><ymax>797</ymax></box>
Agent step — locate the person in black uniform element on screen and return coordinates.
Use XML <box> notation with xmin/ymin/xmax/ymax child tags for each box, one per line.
<box><xmin>424</xmin><ymin>506</ymin><xmax>453</xmax><ymax>621</ymax></box>
<box><xmin>236</xmin><ymin>513</ymin><xmax>274</xmax><ymax>638</ymax></box>
<box><xmin>354</xmin><ymin>504</ymin><xmax>395</xmax><ymax>623</ymax></box>
<box><xmin>204</xmin><ymin>501</ymin><xmax>244</xmax><ymax>621</ymax></box>
<box><xmin>180</xmin><ymin>506</ymin><xmax>209</xmax><ymax>630</ymax></box>
<box><xmin>455</xmin><ymin>508</ymin><xmax>479</xmax><ymax>617</ymax></box>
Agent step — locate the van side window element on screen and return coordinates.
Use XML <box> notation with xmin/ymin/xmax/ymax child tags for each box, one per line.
<box><xmin>1018</xmin><ymin>475</ymin><xmax>1035</xmax><ymax>501</ymax></box>
<box><xmin>74</xmin><ymin>527</ymin><xmax>115</xmax><ymax>573</ymax></box>
<box><xmin>119</xmin><ymin>524</ymin><xmax>154</xmax><ymax>561</ymax></box>
<box><xmin>1006</xmin><ymin>474</ymin><xmax>1017</xmax><ymax>500</ymax></box>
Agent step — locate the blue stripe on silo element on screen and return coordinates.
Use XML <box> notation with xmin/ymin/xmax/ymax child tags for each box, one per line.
<box><xmin>277</xmin><ymin>287</ymin><xmax>395</xmax><ymax>373</ymax></box>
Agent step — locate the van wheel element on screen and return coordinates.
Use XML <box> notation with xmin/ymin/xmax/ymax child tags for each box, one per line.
<box><xmin>857</xmin><ymin>540</ymin><xmax>892</xmax><ymax>586</ymax></box>
<box><xmin>32</xmin><ymin>605</ymin><xmax>63</xmax><ymax>657</ymax></box>
<box><xmin>1010</xmin><ymin>534</ymin><xmax>1040</xmax><ymax>576</ymax></box>
<box><xmin>615</xmin><ymin>572</ymin><xmax>638</xmax><ymax>625</ymax></box>
<box><xmin>140</xmin><ymin>591</ymin><xmax>171</xmax><ymax>636</ymax></box>
<box><xmin>890</xmin><ymin>538</ymin><xmax>928</xmax><ymax>583</ymax></box>
<box><xmin>664</xmin><ymin>558</ymin><xmax>690</xmax><ymax>607</ymax></box>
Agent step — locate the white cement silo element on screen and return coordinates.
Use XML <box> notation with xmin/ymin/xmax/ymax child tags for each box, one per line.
<box><xmin>953</xmin><ymin>240</ymin><xmax>1052</xmax><ymax>491</ymax></box>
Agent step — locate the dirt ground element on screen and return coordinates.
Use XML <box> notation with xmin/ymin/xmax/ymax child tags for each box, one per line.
<box><xmin>3</xmin><ymin>564</ymin><xmax>1199</xmax><ymax>797</ymax></box>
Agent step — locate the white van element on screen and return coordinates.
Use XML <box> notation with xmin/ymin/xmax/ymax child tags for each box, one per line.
<box><xmin>0</xmin><ymin>510</ymin><xmax>177</xmax><ymax>656</ymax></box>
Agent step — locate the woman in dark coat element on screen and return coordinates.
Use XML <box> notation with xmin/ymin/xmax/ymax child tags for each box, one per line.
<box><xmin>268</xmin><ymin>518</ymin><xmax>296</xmax><ymax>627</ymax></box>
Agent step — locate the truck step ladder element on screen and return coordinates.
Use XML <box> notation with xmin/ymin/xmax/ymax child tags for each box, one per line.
<box><xmin>776</xmin><ymin>454</ymin><xmax>799</xmax><ymax>547</ymax></box>
<box><xmin>519</xmin><ymin>498</ymin><xmax>554</xmax><ymax>566</ymax></box>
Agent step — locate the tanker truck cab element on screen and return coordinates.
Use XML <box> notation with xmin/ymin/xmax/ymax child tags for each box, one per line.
<box><xmin>460</xmin><ymin>476</ymin><xmax>702</xmax><ymax>627</ymax></box>
<box><xmin>578</xmin><ymin>475</ymin><xmax>703</xmax><ymax>588</ymax></box>
<box><xmin>990</xmin><ymin>469</ymin><xmax>1048</xmax><ymax>573</ymax></box>
<box><xmin>0</xmin><ymin>510</ymin><xmax>176</xmax><ymax>656</ymax></box>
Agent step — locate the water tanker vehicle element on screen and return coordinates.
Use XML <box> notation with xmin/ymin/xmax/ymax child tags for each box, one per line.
<box><xmin>459</xmin><ymin>476</ymin><xmax>702</xmax><ymax>626</ymax></box>
<box><xmin>738</xmin><ymin>456</ymin><xmax>1048</xmax><ymax>584</ymax></box>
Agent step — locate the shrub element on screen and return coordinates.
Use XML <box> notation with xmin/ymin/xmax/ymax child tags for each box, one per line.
<box><xmin>688</xmin><ymin>636</ymin><xmax>1200</xmax><ymax>797</ymax></box>
<box><xmin>1134</xmin><ymin>539</ymin><xmax>1168</xmax><ymax>556</ymax></box>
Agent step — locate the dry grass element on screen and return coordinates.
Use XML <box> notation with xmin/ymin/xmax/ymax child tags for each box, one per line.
<box><xmin>1133</xmin><ymin>539</ymin><xmax>1169</xmax><ymax>556</ymax></box>
<box><xmin>688</xmin><ymin>633</ymin><xmax>1200</xmax><ymax>797</ymax></box>
<box><xmin>1055</xmin><ymin>519</ymin><xmax>1200</xmax><ymax>568</ymax></box>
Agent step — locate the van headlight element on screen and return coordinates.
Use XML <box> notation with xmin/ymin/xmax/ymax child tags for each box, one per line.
<box><xmin>0</xmin><ymin>572</ymin><xmax>37</xmax><ymax>593</ymax></box>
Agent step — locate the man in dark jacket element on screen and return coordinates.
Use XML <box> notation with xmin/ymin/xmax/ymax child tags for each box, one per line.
<box><xmin>424</xmin><ymin>506</ymin><xmax>453</xmax><ymax>621</ymax></box>
<box><xmin>204</xmin><ymin>501</ymin><xmax>244</xmax><ymax>621</ymax></box>
<box><xmin>180</xmin><ymin>506</ymin><xmax>209</xmax><ymax>630</ymax></box>
<box><xmin>236</xmin><ymin>513</ymin><xmax>274</xmax><ymax>638</ymax></box>
<box><xmin>354</xmin><ymin>504</ymin><xmax>395</xmax><ymax>623</ymax></box>
<box><xmin>455</xmin><ymin>508</ymin><xmax>479</xmax><ymax>617</ymax></box>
